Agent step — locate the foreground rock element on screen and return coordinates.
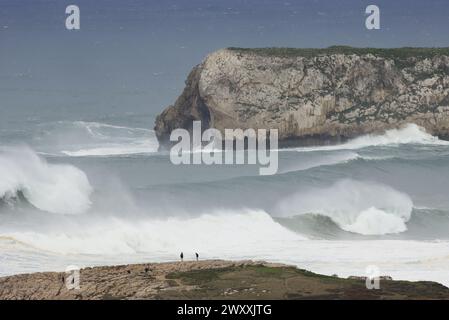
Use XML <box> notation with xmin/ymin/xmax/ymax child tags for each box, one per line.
<box><xmin>1</xmin><ymin>260</ymin><xmax>449</xmax><ymax>300</ymax></box>
<box><xmin>155</xmin><ymin>47</ymin><xmax>449</xmax><ymax>147</ymax></box>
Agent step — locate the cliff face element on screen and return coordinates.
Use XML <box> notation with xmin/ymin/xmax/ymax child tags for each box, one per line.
<box><xmin>155</xmin><ymin>47</ymin><xmax>449</xmax><ymax>146</ymax></box>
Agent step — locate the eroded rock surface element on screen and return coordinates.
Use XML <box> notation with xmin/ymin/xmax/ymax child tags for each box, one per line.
<box><xmin>1</xmin><ymin>260</ymin><xmax>449</xmax><ymax>300</ymax></box>
<box><xmin>155</xmin><ymin>47</ymin><xmax>449</xmax><ymax>147</ymax></box>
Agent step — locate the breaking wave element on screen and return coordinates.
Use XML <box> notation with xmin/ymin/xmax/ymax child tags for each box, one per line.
<box><xmin>275</xmin><ymin>179</ymin><xmax>413</xmax><ymax>235</ymax></box>
<box><xmin>292</xmin><ymin>124</ymin><xmax>449</xmax><ymax>152</ymax></box>
<box><xmin>2</xmin><ymin>209</ymin><xmax>304</xmax><ymax>255</ymax></box>
<box><xmin>0</xmin><ymin>147</ymin><xmax>93</xmax><ymax>214</ymax></box>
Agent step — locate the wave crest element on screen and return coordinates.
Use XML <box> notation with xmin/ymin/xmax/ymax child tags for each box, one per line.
<box><xmin>0</xmin><ymin>147</ymin><xmax>93</xmax><ymax>214</ymax></box>
<box><xmin>275</xmin><ymin>179</ymin><xmax>413</xmax><ymax>235</ymax></box>
<box><xmin>293</xmin><ymin>124</ymin><xmax>449</xmax><ymax>152</ymax></box>
<box><xmin>2</xmin><ymin>209</ymin><xmax>304</xmax><ymax>254</ymax></box>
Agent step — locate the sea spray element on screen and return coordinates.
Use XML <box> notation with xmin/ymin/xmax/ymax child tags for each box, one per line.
<box><xmin>275</xmin><ymin>179</ymin><xmax>413</xmax><ymax>235</ymax></box>
<box><xmin>291</xmin><ymin>124</ymin><xmax>449</xmax><ymax>152</ymax></box>
<box><xmin>0</xmin><ymin>147</ymin><xmax>92</xmax><ymax>214</ymax></box>
<box><xmin>170</xmin><ymin>121</ymin><xmax>279</xmax><ymax>175</ymax></box>
<box><xmin>3</xmin><ymin>209</ymin><xmax>304</xmax><ymax>255</ymax></box>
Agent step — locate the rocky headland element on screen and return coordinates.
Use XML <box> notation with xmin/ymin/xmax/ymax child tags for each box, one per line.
<box><xmin>155</xmin><ymin>47</ymin><xmax>449</xmax><ymax>147</ymax></box>
<box><xmin>1</xmin><ymin>260</ymin><xmax>449</xmax><ymax>300</ymax></box>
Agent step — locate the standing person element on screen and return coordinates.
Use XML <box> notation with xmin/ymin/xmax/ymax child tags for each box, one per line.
<box><xmin>180</xmin><ymin>252</ymin><xmax>184</xmax><ymax>262</ymax></box>
<box><xmin>195</xmin><ymin>252</ymin><xmax>199</xmax><ymax>261</ymax></box>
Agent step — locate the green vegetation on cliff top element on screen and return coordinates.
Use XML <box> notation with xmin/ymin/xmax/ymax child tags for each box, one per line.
<box><xmin>162</xmin><ymin>264</ymin><xmax>449</xmax><ymax>300</ymax></box>
<box><xmin>228</xmin><ymin>46</ymin><xmax>449</xmax><ymax>59</ymax></box>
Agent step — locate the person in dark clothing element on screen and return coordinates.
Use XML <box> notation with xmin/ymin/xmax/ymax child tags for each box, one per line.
<box><xmin>195</xmin><ymin>252</ymin><xmax>199</xmax><ymax>261</ymax></box>
<box><xmin>180</xmin><ymin>252</ymin><xmax>184</xmax><ymax>262</ymax></box>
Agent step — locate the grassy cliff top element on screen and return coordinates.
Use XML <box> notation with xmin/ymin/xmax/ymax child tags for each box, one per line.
<box><xmin>228</xmin><ymin>46</ymin><xmax>449</xmax><ymax>59</ymax></box>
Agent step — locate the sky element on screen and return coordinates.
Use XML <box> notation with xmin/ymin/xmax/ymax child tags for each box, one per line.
<box><xmin>0</xmin><ymin>0</ymin><xmax>448</xmax><ymax>128</ymax></box>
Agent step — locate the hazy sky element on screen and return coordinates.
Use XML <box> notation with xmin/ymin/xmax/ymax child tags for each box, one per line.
<box><xmin>1</xmin><ymin>0</ymin><xmax>448</xmax><ymax>128</ymax></box>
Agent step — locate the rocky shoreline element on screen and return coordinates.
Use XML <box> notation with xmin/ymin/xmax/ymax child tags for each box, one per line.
<box><xmin>1</xmin><ymin>260</ymin><xmax>449</xmax><ymax>300</ymax></box>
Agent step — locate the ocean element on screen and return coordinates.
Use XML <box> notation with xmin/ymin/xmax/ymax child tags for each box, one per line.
<box><xmin>1</xmin><ymin>121</ymin><xmax>449</xmax><ymax>286</ymax></box>
<box><xmin>1</xmin><ymin>0</ymin><xmax>449</xmax><ymax>287</ymax></box>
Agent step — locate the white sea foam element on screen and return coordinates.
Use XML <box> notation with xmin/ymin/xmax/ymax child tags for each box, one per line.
<box><xmin>0</xmin><ymin>147</ymin><xmax>92</xmax><ymax>214</ymax></box>
<box><xmin>276</xmin><ymin>179</ymin><xmax>413</xmax><ymax>235</ymax></box>
<box><xmin>2</xmin><ymin>233</ymin><xmax>449</xmax><ymax>288</ymax></box>
<box><xmin>2</xmin><ymin>209</ymin><xmax>304</xmax><ymax>255</ymax></box>
<box><xmin>34</xmin><ymin>121</ymin><xmax>159</xmax><ymax>157</ymax></box>
<box><xmin>343</xmin><ymin>207</ymin><xmax>408</xmax><ymax>235</ymax></box>
<box><xmin>62</xmin><ymin>143</ymin><xmax>156</xmax><ymax>157</ymax></box>
<box><xmin>291</xmin><ymin>124</ymin><xmax>449</xmax><ymax>152</ymax></box>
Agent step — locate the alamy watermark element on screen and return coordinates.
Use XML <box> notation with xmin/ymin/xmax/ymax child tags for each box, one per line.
<box><xmin>65</xmin><ymin>5</ymin><xmax>80</xmax><ymax>30</ymax></box>
<box><xmin>169</xmin><ymin>121</ymin><xmax>279</xmax><ymax>175</ymax></box>
<box><xmin>365</xmin><ymin>265</ymin><xmax>381</xmax><ymax>290</ymax></box>
<box><xmin>63</xmin><ymin>4</ymin><xmax>379</xmax><ymax>31</ymax></box>
<box><xmin>65</xmin><ymin>265</ymin><xmax>80</xmax><ymax>290</ymax></box>
<box><xmin>365</xmin><ymin>5</ymin><xmax>380</xmax><ymax>30</ymax></box>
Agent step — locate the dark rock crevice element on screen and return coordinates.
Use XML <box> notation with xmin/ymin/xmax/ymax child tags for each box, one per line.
<box><xmin>154</xmin><ymin>64</ymin><xmax>211</xmax><ymax>147</ymax></box>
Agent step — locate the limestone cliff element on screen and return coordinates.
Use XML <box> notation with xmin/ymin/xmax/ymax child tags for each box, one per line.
<box><xmin>155</xmin><ymin>46</ymin><xmax>449</xmax><ymax>147</ymax></box>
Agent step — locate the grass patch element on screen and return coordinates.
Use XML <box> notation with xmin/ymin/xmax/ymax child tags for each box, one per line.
<box><xmin>166</xmin><ymin>267</ymin><xmax>234</xmax><ymax>285</ymax></box>
<box><xmin>246</xmin><ymin>265</ymin><xmax>288</xmax><ymax>277</ymax></box>
<box><xmin>228</xmin><ymin>46</ymin><xmax>449</xmax><ymax>67</ymax></box>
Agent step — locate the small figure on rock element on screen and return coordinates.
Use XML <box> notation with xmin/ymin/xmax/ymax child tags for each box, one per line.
<box><xmin>195</xmin><ymin>252</ymin><xmax>199</xmax><ymax>261</ymax></box>
<box><xmin>180</xmin><ymin>252</ymin><xmax>184</xmax><ymax>262</ymax></box>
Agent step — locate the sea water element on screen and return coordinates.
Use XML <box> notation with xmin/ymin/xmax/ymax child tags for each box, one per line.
<box><xmin>1</xmin><ymin>0</ymin><xmax>449</xmax><ymax>287</ymax></box>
